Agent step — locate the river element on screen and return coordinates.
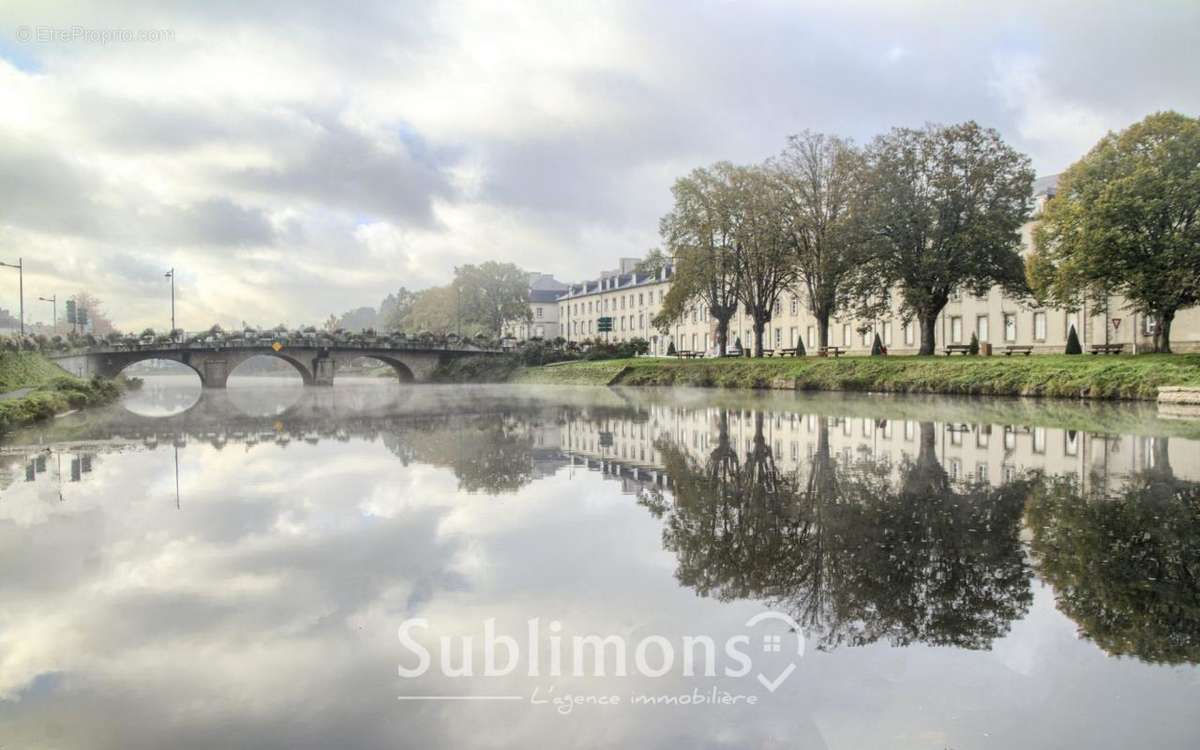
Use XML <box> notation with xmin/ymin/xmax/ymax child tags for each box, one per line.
<box><xmin>2</xmin><ymin>376</ymin><xmax>1198</xmax><ymax>748</ymax></box>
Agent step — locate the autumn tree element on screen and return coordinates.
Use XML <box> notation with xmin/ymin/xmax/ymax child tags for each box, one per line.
<box><xmin>774</xmin><ymin>131</ymin><xmax>865</xmax><ymax>349</ymax></box>
<box><xmin>653</xmin><ymin>164</ymin><xmax>741</xmax><ymax>354</ymax></box>
<box><xmin>854</xmin><ymin>122</ymin><xmax>1034</xmax><ymax>354</ymax></box>
<box><xmin>1029</xmin><ymin>111</ymin><xmax>1200</xmax><ymax>352</ymax></box>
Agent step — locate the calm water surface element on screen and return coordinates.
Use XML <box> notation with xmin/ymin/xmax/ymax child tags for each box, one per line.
<box><xmin>2</xmin><ymin>377</ymin><xmax>1198</xmax><ymax>748</ymax></box>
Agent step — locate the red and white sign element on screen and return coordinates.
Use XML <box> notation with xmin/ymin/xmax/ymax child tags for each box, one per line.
<box><xmin>1111</xmin><ymin>318</ymin><xmax>1121</xmax><ymax>330</ymax></box>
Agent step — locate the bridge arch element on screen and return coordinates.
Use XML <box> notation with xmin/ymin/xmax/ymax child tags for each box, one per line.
<box><xmin>349</xmin><ymin>355</ymin><xmax>416</xmax><ymax>383</ymax></box>
<box><xmin>226</xmin><ymin>353</ymin><xmax>315</xmax><ymax>386</ymax></box>
<box><xmin>114</xmin><ymin>356</ymin><xmax>206</xmax><ymax>387</ymax></box>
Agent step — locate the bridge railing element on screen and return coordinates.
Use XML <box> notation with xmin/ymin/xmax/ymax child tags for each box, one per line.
<box><xmin>53</xmin><ymin>335</ymin><xmax>505</xmax><ymax>355</ymax></box>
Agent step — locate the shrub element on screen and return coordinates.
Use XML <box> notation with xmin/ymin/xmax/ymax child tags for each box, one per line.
<box><xmin>871</xmin><ymin>333</ymin><xmax>884</xmax><ymax>356</ymax></box>
<box><xmin>796</xmin><ymin>336</ymin><xmax>806</xmax><ymax>356</ymax></box>
<box><xmin>1065</xmin><ymin>325</ymin><xmax>1082</xmax><ymax>355</ymax></box>
<box><xmin>969</xmin><ymin>332</ymin><xmax>980</xmax><ymax>355</ymax></box>
<box><xmin>667</xmin><ymin>340</ymin><xmax>677</xmax><ymax>356</ymax></box>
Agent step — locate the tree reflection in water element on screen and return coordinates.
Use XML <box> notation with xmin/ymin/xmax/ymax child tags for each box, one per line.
<box><xmin>1027</xmin><ymin>439</ymin><xmax>1200</xmax><ymax>665</ymax></box>
<box><xmin>641</xmin><ymin>413</ymin><xmax>1037</xmax><ymax>651</ymax></box>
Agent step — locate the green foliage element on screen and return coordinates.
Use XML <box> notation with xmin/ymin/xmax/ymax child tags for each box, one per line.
<box><xmin>968</xmin><ymin>332</ymin><xmax>979</xmax><ymax>355</ymax></box>
<box><xmin>1031</xmin><ymin>111</ymin><xmax>1200</xmax><ymax>353</ymax></box>
<box><xmin>871</xmin><ymin>333</ymin><xmax>884</xmax><ymax>356</ymax></box>
<box><xmin>854</xmin><ymin>122</ymin><xmax>1034</xmax><ymax>354</ymax></box>
<box><xmin>454</xmin><ymin>261</ymin><xmax>531</xmax><ymax>337</ymax></box>
<box><xmin>0</xmin><ymin>373</ymin><xmax>121</xmax><ymax>432</ymax></box>
<box><xmin>795</xmin><ymin>336</ymin><xmax>806</xmax><ymax>356</ymax></box>
<box><xmin>1065</xmin><ymin>325</ymin><xmax>1082</xmax><ymax>355</ymax></box>
<box><xmin>667</xmin><ymin>339</ymin><xmax>677</xmax><ymax>356</ymax></box>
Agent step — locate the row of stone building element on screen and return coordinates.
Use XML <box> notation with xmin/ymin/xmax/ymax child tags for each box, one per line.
<box><xmin>507</xmin><ymin>176</ymin><xmax>1200</xmax><ymax>354</ymax></box>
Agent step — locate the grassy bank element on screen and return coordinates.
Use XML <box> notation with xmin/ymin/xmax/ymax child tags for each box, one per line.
<box><xmin>0</xmin><ymin>352</ymin><xmax>122</xmax><ymax>432</ymax></box>
<box><xmin>500</xmin><ymin>354</ymin><xmax>1200</xmax><ymax>400</ymax></box>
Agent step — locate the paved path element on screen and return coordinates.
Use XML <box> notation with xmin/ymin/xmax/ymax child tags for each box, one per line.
<box><xmin>0</xmin><ymin>387</ymin><xmax>34</xmax><ymax>402</ymax></box>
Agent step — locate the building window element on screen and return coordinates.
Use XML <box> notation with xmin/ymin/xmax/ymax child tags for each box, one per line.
<box><xmin>806</xmin><ymin>326</ymin><xmax>814</xmax><ymax>348</ymax></box>
<box><xmin>790</xmin><ymin>327</ymin><xmax>798</xmax><ymax>346</ymax></box>
<box><xmin>951</xmin><ymin>316</ymin><xmax>963</xmax><ymax>343</ymax></box>
<box><xmin>638</xmin><ymin>313</ymin><xmax>644</xmax><ymax>328</ymax></box>
<box><xmin>1034</xmin><ymin>311</ymin><xmax>1047</xmax><ymax>341</ymax></box>
<box><xmin>535</xmin><ymin>307</ymin><xmax>543</xmax><ymax>319</ymax></box>
<box><xmin>904</xmin><ymin>322</ymin><xmax>914</xmax><ymax>346</ymax></box>
<box><xmin>883</xmin><ymin>321</ymin><xmax>892</xmax><ymax>345</ymax></box>
<box><xmin>1004</xmin><ymin>313</ymin><xmax>1016</xmax><ymax>342</ymax></box>
<box><xmin>773</xmin><ymin>300</ymin><xmax>782</xmax><ymax>316</ymax></box>
<box><xmin>976</xmin><ymin>315</ymin><xmax>989</xmax><ymax>342</ymax></box>
<box><xmin>790</xmin><ymin>298</ymin><xmax>798</xmax><ymax>315</ymax></box>
<box><xmin>774</xmin><ymin>328</ymin><xmax>782</xmax><ymax>347</ymax></box>
<box><xmin>1142</xmin><ymin>315</ymin><xmax>1156</xmax><ymax>336</ymax></box>
<box><xmin>842</xmin><ymin>324</ymin><xmax>851</xmax><ymax>346</ymax></box>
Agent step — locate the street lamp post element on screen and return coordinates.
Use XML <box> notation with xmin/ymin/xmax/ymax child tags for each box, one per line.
<box><xmin>0</xmin><ymin>258</ymin><xmax>23</xmax><ymax>335</ymax></box>
<box><xmin>38</xmin><ymin>294</ymin><xmax>56</xmax><ymax>331</ymax></box>
<box><xmin>165</xmin><ymin>268</ymin><xmax>175</xmax><ymax>341</ymax></box>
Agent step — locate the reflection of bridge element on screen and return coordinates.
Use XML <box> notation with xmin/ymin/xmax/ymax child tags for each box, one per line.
<box><xmin>48</xmin><ymin>341</ymin><xmax>502</xmax><ymax>387</ymax></box>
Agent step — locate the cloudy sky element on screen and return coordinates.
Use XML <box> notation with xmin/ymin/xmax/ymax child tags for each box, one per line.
<box><xmin>1</xmin><ymin>1</ymin><xmax>1198</xmax><ymax>331</ymax></box>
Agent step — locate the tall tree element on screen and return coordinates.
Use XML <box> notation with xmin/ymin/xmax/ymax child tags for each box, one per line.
<box><xmin>1029</xmin><ymin>111</ymin><xmax>1200</xmax><ymax>352</ymax></box>
<box><xmin>402</xmin><ymin>285</ymin><xmax>460</xmax><ymax>334</ymax></box>
<box><xmin>774</xmin><ymin>131</ymin><xmax>864</xmax><ymax>349</ymax></box>
<box><xmin>855</xmin><ymin>122</ymin><xmax>1034</xmax><ymax>355</ymax></box>
<box><xmin>454</xmin><ymin>261</ymin><xmax>530</xmax><ymax>338</ymax></box>
<box><xmin>653</xmin><ymin>164</ymin><xmax>741</xmax><ymax>354</ymax></box>
<box><xmin>729</xmin><ymin>164</ymin><xmax>794</xmax><ymax>357</ymax></box>
<box><xmin>380</xmin><ymin>287</ymin><xmax>418</xmax><ymax>331</ymax></box>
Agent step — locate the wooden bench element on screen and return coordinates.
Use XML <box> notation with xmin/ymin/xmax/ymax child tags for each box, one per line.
<box><xmin>944</xmin><ymin>344</ymin><xmax>972</xmax><ymax>355</ymax></box>
<box><xmin>818</xmin><ymin>346</ymin><xmax>845</xmax><ymax>358</ymax></box>
<box><xmin>673</xmin><ymin>350</ymin><xmax>692</xmax><ymax>359</ymax></box>
<box><xmin>761</xmin><ymin>349</ymin><xmax>775</xmax><ymax>357</ymax></box>
<box><xmin>1089</xmin><ymin>343</ymin><xmax>1125</xmax><ymax>355</ymax></box>
<box><xmin>778</xmin><ymin>347</ymin><xmax>802</xmax><ymax>357</ymax></box>
<box><xmin>1002</xmin><ymin>345</ymin><xmax>1033</xmax><ymax>356</ymax></box>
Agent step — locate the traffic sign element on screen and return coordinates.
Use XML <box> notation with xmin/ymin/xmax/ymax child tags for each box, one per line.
<box><xmin>1112</xmin><ymin>318</ymin><xmax>1121</xmax><ymax>330</ymax></box>
<box><xmin>597</xmin><ymin>316</ymin><xmax>613</xmax><ymax>333</ymax></box>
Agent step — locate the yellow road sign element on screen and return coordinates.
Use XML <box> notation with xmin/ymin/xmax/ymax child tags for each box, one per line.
<box><xmin>271</xmin><ymin>341</ymin><xmax>283</xmax><ymax>352</ymax></box>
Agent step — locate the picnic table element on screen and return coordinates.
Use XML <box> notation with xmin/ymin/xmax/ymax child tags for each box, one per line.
<box><xmin>944</xmin><ymin>344</ymin><xmax>972</xmax><ymax>355</ymax></box>
<box><xmin>818</xmin><ymin>346</ymin><xmax>845</xmax><ymax>358</ymax></box>
<box><xmin>1089</xmin><ymin>343</ymin><xmax>1125</xmax><ymax>355</ymax></box>
<box><xmin>1002</xmin><ymin>345</ymin><xmax>1033</xmax><ymax>356</ymax></box>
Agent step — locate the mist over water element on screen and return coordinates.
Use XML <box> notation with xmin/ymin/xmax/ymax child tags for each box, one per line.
<box><xmin>2</xmin><ymin>381</ymin><xmax>1198</xmax><ymax>748</ymax></box>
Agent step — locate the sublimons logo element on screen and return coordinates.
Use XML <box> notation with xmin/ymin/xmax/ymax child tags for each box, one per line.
<box><xmin>398</xmin><ymin>611</ymin><xmax>806</xmax><ymax>696</ymax></box>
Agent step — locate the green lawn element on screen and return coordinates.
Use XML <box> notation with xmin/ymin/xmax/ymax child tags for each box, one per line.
<box><xmin>510</xmin><ymin>353</ymin><xmax>1200</xmax><ymax>400</ymax></box>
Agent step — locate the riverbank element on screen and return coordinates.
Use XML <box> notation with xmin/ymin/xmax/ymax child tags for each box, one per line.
<box><xmin>443</xmin><ymin>353</ymin><xmax>1200</xmax><ymax>401</ymax></box>
<box><xmin>0</xmin><ymin>353</ymin><xmax>123</xmax><ymax>431</ymax></box>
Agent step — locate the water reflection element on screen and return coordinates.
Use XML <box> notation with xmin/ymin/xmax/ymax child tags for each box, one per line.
<box><xmin>2</xmin><ymin>385</ymin><xmax>1199</xmax><ymax>747</ymax></box>
<box><xmin>640</xmin><ymin>415</ymin><xmax>1035</xmax><ymax>651</ymax></box>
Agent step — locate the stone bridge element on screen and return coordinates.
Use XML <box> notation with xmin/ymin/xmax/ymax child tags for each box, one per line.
<box><xmin>49</xmin><ymin>341</ymin><xmax>501</xmax><ymax>388</ymax></box>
